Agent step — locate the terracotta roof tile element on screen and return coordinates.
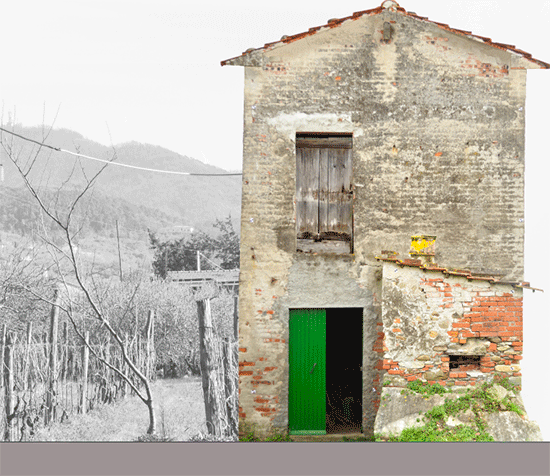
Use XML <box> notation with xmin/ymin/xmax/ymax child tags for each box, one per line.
<box><xmin>375</xmin><ymin>254</ymin><xmax>542</xmax><ymax>290</ymax></box>
<box><xmin>221</xmin><ymin>1</ymin><xmax>549</xmax><ymax>68</ymax></box>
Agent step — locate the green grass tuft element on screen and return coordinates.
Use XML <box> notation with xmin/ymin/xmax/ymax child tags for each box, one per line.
<box><xmin>406</xmin><ymin>380</ymin><xmax>449</xmax><ymax>396</ymax></box>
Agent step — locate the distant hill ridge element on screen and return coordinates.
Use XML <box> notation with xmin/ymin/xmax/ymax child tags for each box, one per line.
<box><xmin>0</xmin><ymin>125</ymin><xmax>242</xmax><ymax>233</ymax></box>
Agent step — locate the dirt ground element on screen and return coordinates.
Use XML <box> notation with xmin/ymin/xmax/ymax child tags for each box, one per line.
<box><xmin>30</xmin><ymin>377</ymin><xmax>207</xmax><ymax>442</ymax></box>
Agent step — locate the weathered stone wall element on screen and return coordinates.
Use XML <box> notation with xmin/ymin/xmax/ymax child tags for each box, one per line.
<box><xmin>236</xmin><ymin>7</ymin><xmax>530</xmax><ymax>436</ymax></box>
<box><xmin>379</xmin><ymin>262</ymin><xmax>523</xmax><ymax>389</ymax></box>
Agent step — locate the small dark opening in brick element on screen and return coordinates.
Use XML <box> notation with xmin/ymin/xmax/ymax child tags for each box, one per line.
<box><xmin>449</xmin><ymin>355</ymin><xmax>481</xmax><ymax>371</ymax></box>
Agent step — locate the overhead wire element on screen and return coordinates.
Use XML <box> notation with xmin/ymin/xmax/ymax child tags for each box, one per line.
<box><xmin>0</xmin><ymin>127</ymin><xmax>242</xmax><ymax>176</ymax></box>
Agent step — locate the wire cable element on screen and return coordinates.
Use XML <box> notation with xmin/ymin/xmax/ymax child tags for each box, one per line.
<box><xmin>0</xmin><ymin>127</ymin><xmax>242</xmax><ymax>176</ymax></box>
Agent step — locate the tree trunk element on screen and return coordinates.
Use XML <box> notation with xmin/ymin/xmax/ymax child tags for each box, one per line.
<box><xmin>146</xmin><ymin>393</ymin><xmax>156</xmax><ymax>435</ymax></box>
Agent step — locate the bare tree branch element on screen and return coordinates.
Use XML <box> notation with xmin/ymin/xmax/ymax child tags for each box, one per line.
<box><xmin>2</xmin><ymin>123</ymin><xmax>158</xmax><ymax>434</ymax></box>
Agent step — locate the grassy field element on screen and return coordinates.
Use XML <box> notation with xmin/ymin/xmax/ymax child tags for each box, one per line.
<box><xmin>30</xmin><ymin>377</ymin><xmax>206</xmax><ymax>442</ymax></box>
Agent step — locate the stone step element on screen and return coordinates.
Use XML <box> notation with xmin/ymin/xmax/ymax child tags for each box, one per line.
<box><xmin>289</xmin><ymin>432</ymin><xmax>366</xmax><ymax>442</ymax></box>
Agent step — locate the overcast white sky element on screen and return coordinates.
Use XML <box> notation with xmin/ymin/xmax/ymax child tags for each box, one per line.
<box><xmin>1</xmin><ymin>0</ymin><xmax>549</xmax><ymax>440</ymax></box>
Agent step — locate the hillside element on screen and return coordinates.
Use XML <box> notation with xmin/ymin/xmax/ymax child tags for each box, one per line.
<box><xmin>0</xmin><ymin>125</ymin><xmax>242</xmax><ymax>232</ymax></box>
<box><xmin>0</xmin><ymin>185</ymin><xmax>177</xmax><ymax>239</ymax></box>
<box><xmin>0</xmin><ymin>125</ymin><xmax>242</xmax><ymax>276</ymax></box>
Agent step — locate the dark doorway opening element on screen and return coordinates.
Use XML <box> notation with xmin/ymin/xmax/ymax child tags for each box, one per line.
<box><xmin>325</xmin><ymin>308</ymin><xmax>363</xmax><ymax>433</ymax></box>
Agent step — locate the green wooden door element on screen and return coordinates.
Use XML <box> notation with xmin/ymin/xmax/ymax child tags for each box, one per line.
<box><xmin>289</xmin><ymin>309</ymin><xmax>326</xmax><ymax>435</ymax></box>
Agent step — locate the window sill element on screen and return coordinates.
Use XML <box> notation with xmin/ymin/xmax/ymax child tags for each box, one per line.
<box><xmin>296</xmin><ymin>238</ymin><xmax>352</xmax><ymax>255</ymax></box>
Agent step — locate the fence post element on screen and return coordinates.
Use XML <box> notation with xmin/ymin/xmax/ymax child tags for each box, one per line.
<box><xmin>123</xmin><ymin>333</ymin><xmax>129</xmax><ymax>398</ymax></box>
<box><xmin>222</xmin><ymin>338</ymin><xmax>238</xmax><ymax>438</ymax></box>
<box><xmin>197</xmin><ymin>298</ymin><xmax>227</xmax><ymax>437</ymax></box>
<box><xmin>22</xmin><ymin>322</ymin><xmax>32</xmax><ymax>393</ymax></box>
<box><xmin>233</xmin><ymin>295</ymin><xmax>238</xmax><ymax>342</ymax></box>
<box><xmin>0</xmin><ymin>324</ymin><xmax>6</xmax><ymax>390</ymax></box>
<box><xmin>137</xmin><ymin>333</ymin><xmax>142</xmax><ymax>375</ymax></box>
<box><xmin>104</xmin><ymin>336</ymin><xmax>112</xmax><ymax>403</ymax></box>
<box><xmin>45</xmin><ymin>290</ymin><xmax>60</xmax><ymax>425</ymax></box>
<box><xmin>145</xmin><ymin>310</ymin><xmax>155</xmax><ymax>380</ymax></box>
<box><xmin>80</xmin><ymin>331</ymin><xmax>90</xmax><ymax>414</ymax></box>
<box><xmin>61</xmin><ymin>322</ymin><xmax>69</xmax><ymax>381</ymax></box>
<box><xmin>3</xmin><ymin>332</ymin><xmax>15</xmax><ymax>441</ymax></box>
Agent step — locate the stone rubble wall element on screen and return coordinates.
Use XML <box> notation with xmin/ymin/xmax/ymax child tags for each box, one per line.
<box><xmin>378</xmin><ymin>263</ymin><xmax>523</xmax><ymax>391</ymax></box>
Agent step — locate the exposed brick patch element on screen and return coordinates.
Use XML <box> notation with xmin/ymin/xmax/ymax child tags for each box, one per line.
<box><xmin>382</xmin><ymin>265</ymin><xmax>523</xmax><ymax>387</ymax></box>
<box><xmin>461</xmin><ymin>54</ymin><xmax>509</xmax><ymax>78</ymax></box>
<box><xmin>239</xmin><ymin>361</ymin><xmax>255</xmax><ymax>367</ymax></box>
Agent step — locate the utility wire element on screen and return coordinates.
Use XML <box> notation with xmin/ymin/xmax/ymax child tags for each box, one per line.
<box><xmin>198</xmin><ymin>250</ymin><xmax>223</xmax><ymax>270</ymax></box>
<box><xmin>0</xmin><ymin>127</ymin><xmax>242</xmax><ymax>176</ymax></box>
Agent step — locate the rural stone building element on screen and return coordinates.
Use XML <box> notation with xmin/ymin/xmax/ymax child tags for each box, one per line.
<box><xmin>222</xmin><ymin>1</ymin><xmax>548</xmax><ymax>437</ymax></box>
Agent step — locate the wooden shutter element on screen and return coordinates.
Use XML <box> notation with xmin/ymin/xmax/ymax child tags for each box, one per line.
<box><xmin>296</xmin><ymin>147</ymin><xmax>320</xmax><ymax>238</ymax></box>
<box><xmin>319</xmin><ymin>148</ymin><xmax>352</xmax><ymax>240</ymax></box>
<box><xmin>296</xmin><ymin>134</ymin><xmax>352</xmax><ymax>243</ymax></box>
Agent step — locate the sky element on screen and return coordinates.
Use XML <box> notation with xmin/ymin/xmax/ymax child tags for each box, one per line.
<box><xmin>1</xmin><ymin>0</ymin><xmax>549</xmax><ymax>440</ymax></box>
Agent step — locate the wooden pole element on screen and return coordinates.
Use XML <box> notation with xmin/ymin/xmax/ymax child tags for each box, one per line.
<box><xmin>137</xmin><ymin>333</ymin><xmax>142</xmax><ymax>375</ymax></box>
<box><xmin>101</xmin><ymin>337</ymin><xmax>109</xmax><ymax>403</ymax></box>
<box><xmin>145</xmin><ymin>310</ymin><xmax>155</xmax><ymax>380</ymax></box>
<box><xmin>233</xmin><ymin>295</ymin><xmax>238</xmax><ymax>342</ymax></box>
<box><xmin>80</xmin><ymin>331</ymin><xmax>90</xmax><ymax>414</ymax></box>
<box><xmin>62</xmin><ymin>322</ymin><xmax>69</xmax><ymax>381</ymax></box>
<box><xmin>106</xmin><ymin>336</ymin><xmax>113</xmax><ymax>403</ymax></box>
<box><xmin>3</xmin><ymin>333</ymin><xmax>15</xmax><ymax>441</ymax></box>
<box><xmin>197</xmin><ymin>298</ymin><xmax>227</xmax><ymax>437</ymax></box>
<box><xmin>45</xmin><ymin>290</ymin><xmax>60</xmax><ymax>425</ymax></box>
<box><xmin>116</xmin><ymin>220</ymin><xmax>123</xmax><ymax>281</ymax></box>
<box><xmin>23</xmin><ymin>322</ymin><xmax>32</xmax><ymax>393</ymax></box>
<box><xmin>222</xmin><ymin>338</ymin><xmax>238</xmax><ymax>438</ymax></box>
<box><xmin>0</xmin><ymin>323</ymin><xmax>6</xmax><ymax>390</ymax></box>
<box><xmin>123</xmin><ymin>333</ymin><xmax>129</xmax><ymax>397</ymax></box>
<box><xmin>134</xmin><ymin>310</ymin><xmax>139</xmax><ymax>343</ymax></box>
<box><xmin>151</xmin><ymin>311</ymin><xmax>155</xmax><ymax>379</ymax></box>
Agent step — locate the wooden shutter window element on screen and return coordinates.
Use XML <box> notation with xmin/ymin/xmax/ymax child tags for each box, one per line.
<box><xmin>296</xmin><ymin>134</ymin><xmax>353</xmax><ymax>254</ymax></box>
